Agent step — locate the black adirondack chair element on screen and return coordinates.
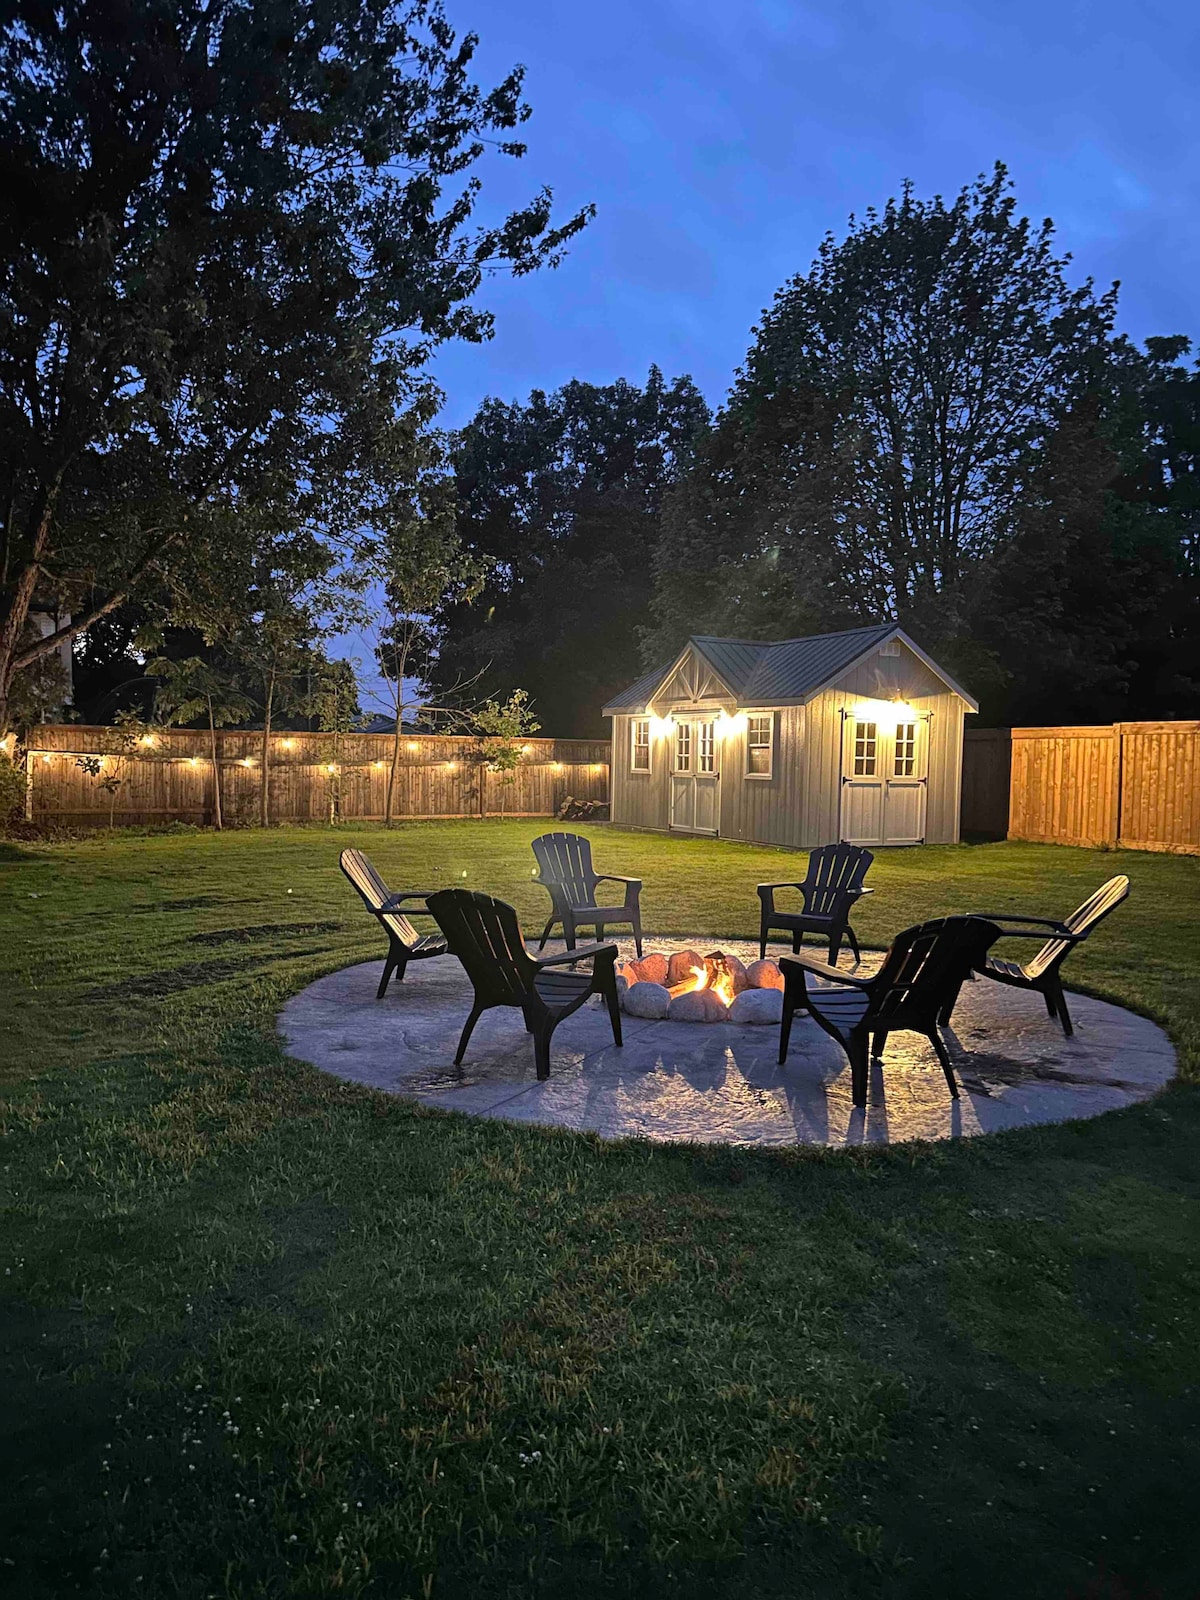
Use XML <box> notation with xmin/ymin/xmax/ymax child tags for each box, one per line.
<box><xmin>947</xmin><ymin>874</ymin><xmax>1130</xmax><ymax>1037</ymax></box>
<box><xmin>428</xmin><ymin>888</ymin><xmax>622</xmax><ymax>1080</ymax></box>
<box><xmin>339</xmin><ymin>848</ymin><xmax>448</xmax><ymax>999</ymax></box>
<box><xmin>531</xmin><ymin>831</ymin><xmax>644</xmax><ymax>957</ymax></box>
<box><xmin>778</xmin><ymin>916</ymin><xmax>1002</xmax><ymax>1106</ymax></box>
<box><xmin>758</xmin><ymin>843</ymin><xmax>874</xmax><ymax>965</ymax></box>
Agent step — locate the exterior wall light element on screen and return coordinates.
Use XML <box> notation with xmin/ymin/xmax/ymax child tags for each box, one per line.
<box><xmin>281</xmin><ymin>738</ymin><xmax>295</xmax><ymax>750</ymax></box>
<box><xmin>139</xmin><ymin>734</ymin><xmax>155</xmax><ymax>747</ymax></box>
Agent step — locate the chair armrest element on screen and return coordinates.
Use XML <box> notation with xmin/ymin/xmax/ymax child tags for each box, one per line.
<box><xmin>536</xmin><ymin>942</ymin><xmax>617</xmax><ymax>968</ymax></box>
<box><xmin>779</xmin><ymin>953</ymin><xmax>874</xmax><ymax>988</ymax></box>
<box><xmin>757</xmin><ymin>881</ymin><xmax>806</xmax><ymax>911</ymax></box>
<box><xmin>595</xmin><ymin>874</ymin><xmax>642</xmax><ymax>889</ymax></box>
<box><xmin>380</xmin><ymin>891</ymin><xmax>437</xmax><ymax>911</ymax></box>
<box><xmin>973</xmin><ymin>913</ymin><xmax>1071</xmax><ymax>932</ymax></box>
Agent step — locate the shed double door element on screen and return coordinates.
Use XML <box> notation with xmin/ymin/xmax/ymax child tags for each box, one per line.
<box><xmin>840</xmin><ymin>712</ymin><xmax>928</xmax><ymax>845</ymax></box>
<box><xmin>669</xmin><ymin>717</ymin><xmax>720</xmax><ymax>834</ymax></box>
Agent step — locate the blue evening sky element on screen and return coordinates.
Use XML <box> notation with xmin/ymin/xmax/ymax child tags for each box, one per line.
<box><xmin>339</xmin><ymin>0</ymin><xmax>1198</xmax><ymax>710</ymax></box>
<box><xmin>430</xmin><ymin>0</ymin><xmax>1198</xmax><ymax>425</ymax></box>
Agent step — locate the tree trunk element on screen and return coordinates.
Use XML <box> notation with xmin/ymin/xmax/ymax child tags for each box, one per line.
<box><xmin>386</xmin><ymin>704</ymin><xmax>403</xmax><ymax>826</ymax></box>
<box><xmin>259</xmin><ymin>672</ymin><xmax>274</xmax><ymax>828</ymax></box>
<box><xmin>0</xmin><ymin>482</ymin><xmax>62</xmax><ymax>738</ymax></box>
<box><xmin>207</xmin><ymin>695</ymin><xmax>223</xmax><ymax>831</ymax></box>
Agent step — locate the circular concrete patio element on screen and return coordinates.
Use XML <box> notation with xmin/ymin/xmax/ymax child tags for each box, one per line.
<box><xmin>277</xmin><ymin>938</ymin><xmax>1176</xmax><ymax>1147</ymax></box>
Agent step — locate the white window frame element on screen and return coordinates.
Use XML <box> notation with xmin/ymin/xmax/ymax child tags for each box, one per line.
<box><xmin>893</xmin><ymin>720</ymin><xmax>917</xmax><ymax>778</ymax></box>
<box><xmin>745</xmin><ymin>711</ymin><xmax>774</xmax><ymax>780</ymax></box>
<box><xmin>630</xmin><ymin>717</ymin><xmax>651</xmax><ymax>773</ymax></box>
<box><xmin>853</xmin><ymin>720</ymin><xmax>878</xmax><ymax>777</ymax></box>
<box><xmin>697</xmin><ymin>719</ymin><xmax>716</xmax><ymax>774</ymax></box>
<box><xmin>674</xmin><ymin>720</ymin><xmax>692</xmax><ymax>773</ymax></box>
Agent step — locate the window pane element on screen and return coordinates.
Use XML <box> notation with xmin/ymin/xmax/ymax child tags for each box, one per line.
<box><xmin>894</xmin><ymin>722</ymin><xmax>915</xmax><ymax>777</ymax></box>
<box><xmin>632</xmin><ymin>719</ymin><xmax>650</xmax><ymax>770</ymax></box>
<box><xmin>675</xmin><ymin>723</ymin><xmax>690</xmax><ymax>772</ymax></box>
<box><xmin>698</xmin><ymin>721</ymin><xmax>715</xmax><ymax>773</ymax></box>
<box><xmin>748</xmin><ymin>744</ymin><xmax>770</xmax><ymax>774</ymax></box>
<box><xmin>853</xmin><ymin>720</ymin><xmax>877</xmax><ymax>777</ymax></box>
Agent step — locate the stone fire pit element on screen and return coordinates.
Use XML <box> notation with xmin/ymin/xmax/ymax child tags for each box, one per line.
<box><xmin>617</xmin><ymin>948</ymin><xmax>784</xmax><ymax>1024</ymax></box>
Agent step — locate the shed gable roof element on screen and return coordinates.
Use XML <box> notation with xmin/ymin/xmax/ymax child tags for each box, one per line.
<box><xmin>603</xmin><ymin>624</ymin><xmax>977</xmax><ymax>714</ymax></box>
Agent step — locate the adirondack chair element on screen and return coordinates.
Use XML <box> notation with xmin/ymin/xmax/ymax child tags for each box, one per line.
<box><xmin>339</xmin><ymin>848</ymin><xmax>448</xmax><ymax>999</ymax></box>
<box><xmin>427</xmin><ymin>888</ymin><xmax>622</xmax><ymax>1080</ymax></box>
<box><xmin>778</xmin><ymin>915</ymin><xmax>1002</xmax><ymax>1106</ymax></box>
<box><xmin>531</xmin><ymin>831</ymin><xmax>644</xmax><ymax>957</ymax></box>
<box><xmin>946</xmin><ymin>874</ymin><xmax>1130</xmax><ymax>1037</ymax></box>
<box><xmin>758</xmin><ymin>843</ymin><xmax>874</xmax><ymax>965</ymax></box>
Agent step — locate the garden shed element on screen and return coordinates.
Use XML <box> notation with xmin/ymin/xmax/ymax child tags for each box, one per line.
<box><xmin>603</xmin><ymin>624</ymin><xmax>977</xmax><ymax>849</ymax></box>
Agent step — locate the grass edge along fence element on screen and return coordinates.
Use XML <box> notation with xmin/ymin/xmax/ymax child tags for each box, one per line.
<box><xmin>20</xmin><ymin>725</ymin><xmax>610</xmax><ymax>828</ymax></box>
<box><xmin>962</xmin><ymin>721</ymin><xmax>1200</xmax><ymax>855</ymax></box>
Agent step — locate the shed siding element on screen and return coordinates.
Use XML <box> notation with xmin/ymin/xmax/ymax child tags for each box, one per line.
<box><xmin>610</xmin><ymin>714</ymin><xmax>670</xmax><ymax>830</ymax></box>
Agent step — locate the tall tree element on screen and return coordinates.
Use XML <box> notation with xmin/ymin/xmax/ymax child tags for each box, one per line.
<box><xmin>0</xmin><ymin>0</ymin><xmax>592</xmax><ymax>732</ymax></box>
<box><xmin>431</xmin><ymin>369</ymin><xmax>709</xmax><ymax>736</ymax></box>
<box><xmin>647</xmin><ymin>165</ymin><xmax>1120</xmax><ymax>687</ymax></box>
<box><xmin>358</xmin><ymin>440</ymin><xmax>489</xmax><ymax>823</ymax></box>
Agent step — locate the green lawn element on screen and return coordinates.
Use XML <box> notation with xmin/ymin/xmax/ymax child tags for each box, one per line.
<box><xmin>2</xmin><ymin>821</ymin><xmax>1199</xmax><ymax>1599</ymax></box>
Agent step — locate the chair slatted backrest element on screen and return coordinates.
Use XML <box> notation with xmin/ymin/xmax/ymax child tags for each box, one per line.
<box><xmin>339</xmin><ymin>848</ymin><xmax>419</xmax><ymax>945</ymax></box>
<box><xmin>803</xmin><ymin>843</ymin><xmax>873</xmax><ymax>917</ymax></box>
<box><xmin>869</xmin><ymin>916</ymin><xmax>1001</xmax><ymax>1031</ymax></box>
<box><xmin>1026</xmin><ymin>874</ymin><xmax>1130</xmax><ymax>979</ymax></box>
<box><xmin>532</xmin><ymin>832</ymin><xmax>599</xmax><ymax>910</ymax></box>
<box><xmin>428</xmin><ymin>889</ymin><xmax>536</xmax><ymax>1006</ymax></box>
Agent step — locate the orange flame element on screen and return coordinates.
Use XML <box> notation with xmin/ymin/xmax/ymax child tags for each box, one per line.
<box><xmin>688</xmin><ymin>959</ymin><xmax>736</xmax><ymax>1009</ymax></box>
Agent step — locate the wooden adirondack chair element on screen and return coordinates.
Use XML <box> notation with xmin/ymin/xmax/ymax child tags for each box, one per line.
<box><xmin>778</xmin><ymin>915</ymin><xmax>1002</xmax><ymax>1106</ymax></box>
<box><xmin>339</xmin><ymin>848</ymin><xmax>448</xmax><ymax>999</ymax></box>
<box><xmin>428</xmin><ymin>888</ymin><xmax>622</xmax><ymax>1080</ymax></box>
<box><xmin>531</xmin><ymin>831</ymin><xmax>644</xmax><ymax>957</ymax></box>
<box><xmin>758</xmin><ymin>843</ymin><xmax>874</xmax><ymax>965</ymax></box>
<box><xmin>948</xmin><ymin>874</ymin><xmax>1130</xmax><ymax>1037</ymax></box>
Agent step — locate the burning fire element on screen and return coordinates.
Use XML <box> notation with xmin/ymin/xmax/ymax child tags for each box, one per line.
<box><xmin>682</xmin><ymin>955</ymin><xmax>737</xmax><ymax>1009</ymax></box>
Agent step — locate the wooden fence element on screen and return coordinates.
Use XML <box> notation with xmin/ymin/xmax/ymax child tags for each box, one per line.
<box><xmin>960</xmin><ymin>728</ymin><xmax>1013</xmax><ymax>840</ymax></box>
<box><xmin>22</xmin><ymin>725</ymin><xmax>610</xmax><ymax>828</ymax></box>
<box><xmin>961</xmin><ymin>722</ymin><xmax>1200</xmax><ymax>854</ymax></box>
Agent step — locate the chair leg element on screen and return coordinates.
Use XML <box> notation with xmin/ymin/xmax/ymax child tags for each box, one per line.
<box><xmin>595</xmin><ymin>923</ymin><xmax>605</xmax><ymax>944</ymax></box>
<box><xmin>454</xmin><ymin>1003</ymin><xmax>485</xmax><ymax>1065</ymax></box>
<box><xmin>871</xmin><ymin>1028</ymin><xmax>888</xmax><ymax>1060</ymax></box>
<box><xmin>779</xmin><ymin>990</ymin><xmax>797</xmax><ymax>1065</ymax></box>
<box><xmin>939</xmin><ymin>976</ymin><xmax>965</xmax><ymax>1026</ymax></box>
<box><xmin>563</xmin><ymin>914</ymin><xmax>577</xmax><ymax>952</ymax></box>
<box><xmin>759</xmin><ymin>921</ymin><xmax>768</xmax><ymax>961</ymax></box>
<box><xmin>537</xmin><ymin>918</ymin><xmax>556</xmax><ymax>951</ymax></box>
<box><xmin>376</xmin><ymin>951</ymin><xmax>397</xmax><ymax>999</ymax></box>
<box><xmin>792</xmin><ymin>932</ymin><xmax>802</xmax><ymax>954</ymax></box>
<box><xmin>828</xmin><ymin>931</ymin><xmax>842</xmax><ymax>968</ymax></box>
<box><xmin>1052</xmin><ymin>982</ymin><xmax>1074</xmax><ymax>1038</ymax></box>
<box><xmin>532</xmin><ymin>1018</ymin><xmax>554</xmax><ymax>1081</ymax></box>
<box><xmin>848</xmin><ymin>1033</ymin><xmax>869</xmax><ymax>1108</ymax></box>
<box><xmin>601</xmin><ymin>975</ymin><xmax>623</xmax><ymax>1047</ymax></box>
<box><xmin>845</xmin><ymin>924</ymin><xmax>861</xmax><ymax>963</ymax></box>
<box><xmin>392</xmin><ymin>955</ymin><xmax>409</xmax><ymax>986</ymax></box>
<box><xmin>1043</xmin><ymin>989</ymin><xmax>1058</xmax><ymax>1018</ymax></box>
<box><xmin>631</xmin><ymin>909</ymin><xmax>643</xmax><ymax>960</ymax></box>
<box><xmin>929</xmin><ymin>1029</ymin><xmax>959</xmax><ymax>1098</ymax></box>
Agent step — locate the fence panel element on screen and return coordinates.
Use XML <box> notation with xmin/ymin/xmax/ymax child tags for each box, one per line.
<box><xmin>1117</xmin><ymin>721</ymin><xmax>1200</xmax><ymax>853</ymax></box>
<box><xmin>960</xmin><ymin>728</ymin><xmax>1012</xmax><ymax>839</ymax></box>
<box><xmin>1004</xmin><ymin>721</ymin><xmax>1199</xmax><ymax>855</ymax></box>
<box><xmin>24</xmin><ymin>726</ymin><xmax>610</xmax><ymax>827</ymax></box>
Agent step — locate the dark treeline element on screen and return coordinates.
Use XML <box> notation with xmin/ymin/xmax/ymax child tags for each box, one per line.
<box><xmin>435</xmin><ymin>167</ymin><xmax>1199</xmax><ymax>734</ymax></box>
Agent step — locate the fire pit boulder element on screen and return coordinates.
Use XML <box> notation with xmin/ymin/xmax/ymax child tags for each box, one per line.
<box><xmin>621</xmin><ymin>980</ymin><xmax>671</xmax><ymax>1020</ymax></box>
<box><xmin>728</xmin><ymin>987</ymin><xmax>783</xmax><ymax>1025</ymax></box>
<box><xmin>618</xmin><ymin>949</ymin><xmax>783</xmax><ymax>1023</ymax></box>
